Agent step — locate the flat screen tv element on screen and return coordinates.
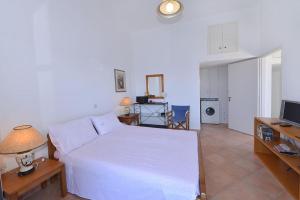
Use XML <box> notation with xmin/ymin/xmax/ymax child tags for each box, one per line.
<box><xmin>280</xmin><ymin>100</ymin><xmax>300</xmax><ymax>127</ymax></box>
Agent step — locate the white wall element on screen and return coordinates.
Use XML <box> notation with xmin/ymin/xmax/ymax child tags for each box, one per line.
<box><xmin>0</xmin><ymin>0</ymin><xmax>133</xmax><ymax>171</ymax></box>
<box><xmin>131</xmin><ymin>5</ymin><xmax>261</xmax><ymax>129</ymax></box>
<box><xmin>131</xmin><ymin>26</ymin><xmax>201</xmax><ymax>129</ymax></box>
<box><xmin>260</xmin><ymin>0</ymin><xmax>300</xmax><ymax>101</ymax></box>
<box><xmin>200</xmin><ymin>65</ymin><xmax>228</xmax><ymax>123</ymax></box>
<box><xmin>272</xmin><ymin>65</ymin><xmax>282</xmax><ymax>117</ymax></box>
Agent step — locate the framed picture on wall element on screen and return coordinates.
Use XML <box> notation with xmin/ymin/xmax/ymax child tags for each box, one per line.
<box><xmin>114</xmin><ymin>69</ymin><xmax>126</xmax><ymax>92</ymax></box>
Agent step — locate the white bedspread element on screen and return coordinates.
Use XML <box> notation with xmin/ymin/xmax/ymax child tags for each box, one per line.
<box><xmin>61</xmin><ymin>125</ymin><xmax>200</xmax><ymax>200</ymax></box>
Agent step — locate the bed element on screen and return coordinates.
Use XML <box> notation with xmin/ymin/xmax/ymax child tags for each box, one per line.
<box><xmin>47</xmin><ymin>114</ymin><xmax>206</xmax><ymax>200</ymax></box>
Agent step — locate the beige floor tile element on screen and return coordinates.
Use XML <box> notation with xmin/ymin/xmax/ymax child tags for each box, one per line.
<box><xmin>219</xmin><ymin>161</ymin><xmax>251</xmax><ymax>180</ymax></box>
<box><xmin>243</xmin><ymin>168</ymin><xmax>285</xmax><ymax>199</ymax></box>
<box><xmin>211</xmin><ymin>181</ymin><xmax>274</xmax><ymax>200</ymax></box>
<box><xmin>233</xmin><ymin>157</ymin><xmax>263</xmax><ymax>172</ymax></box>
<box><xmin>206</xmin><ymin>153</ymin><xmax>227</xmax><ymax>166</ymax></box>
<box><xmin>205</xmin><ymin>165</ymin><xmax>237</xmax><ymax>195</ymax></box>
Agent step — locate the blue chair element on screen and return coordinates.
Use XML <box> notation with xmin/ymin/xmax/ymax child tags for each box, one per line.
<box><xmin>167</xmin><ymin>105</ymin><xmax>190</xmax><ymax>130</ymax></box>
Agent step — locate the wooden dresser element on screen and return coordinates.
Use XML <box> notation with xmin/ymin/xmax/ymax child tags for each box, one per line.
<box><xmin>254</xmin><ymin>117</ymin><xmax>300</xmax><ymax>199</ymax></box>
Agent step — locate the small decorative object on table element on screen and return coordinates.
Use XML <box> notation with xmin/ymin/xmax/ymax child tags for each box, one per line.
<box><xmin>273</xmin><ymin>143</ymin><xmax>299</xmax><ymax>156</ymax></box>
<box><xmin>257</xmin><ymin>124</ymin><xmax>273</xmax><ymax>141</ymax></box>
<box><xmin>0</xmin><ymin>125</ymin><xmax>46</xmax><ymax>176</ymax></box>
<box><xmin>120</xmin><ymin>97</ymin><xmax>133</xmax><ymax>116</ymax></box>
<box><xmin>136</xmin><ymin>96</ymin><xmax>149</xmax><ymax>104</ymax></box>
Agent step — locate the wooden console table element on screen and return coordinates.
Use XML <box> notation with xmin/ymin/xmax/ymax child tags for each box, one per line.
<box><xmin>254</xmin><ymin>117</ymin><xmax>300</xmax><ymax>199</ymax></box>
<box><xmin>133</xmin><ymin>102</ymin><xmax>168</xmax><ymax>127</ymax></box>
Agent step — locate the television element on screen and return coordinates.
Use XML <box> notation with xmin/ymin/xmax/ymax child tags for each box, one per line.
<box><xmin>280</xmin><ymin>100</ymin><xmax>300</xmax><ymax>127</ymax></box>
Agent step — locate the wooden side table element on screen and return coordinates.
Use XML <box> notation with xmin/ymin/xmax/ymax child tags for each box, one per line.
<box><xmin>2</xmin><ymin>158</ymin><xmax>67</xmax><ymax>200</ymax></box>
<box><xmin>118</xmin><ymin>113</ymin><xmax>140</xmax><ymax>125</ymax></box>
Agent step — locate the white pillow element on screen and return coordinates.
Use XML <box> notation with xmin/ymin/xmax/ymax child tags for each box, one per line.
<box><xmin>49</xmin><ymin>117</ymin><xmax>98</xmax><ymax>155</ymax></box>
<box><xmin>91</xmin><ymin>112</ymin><xmax>123</xmax><ymax>135</ymax></box>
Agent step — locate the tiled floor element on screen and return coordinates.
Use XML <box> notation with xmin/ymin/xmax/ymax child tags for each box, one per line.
<box><xmin>26</xmin><ymin>124</ymin><xmax>293</xmax><ymax>200</ymax></box>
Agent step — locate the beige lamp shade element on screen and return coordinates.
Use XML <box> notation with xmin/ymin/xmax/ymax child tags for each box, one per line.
<box><xmin>120</xmin><ymin>97</ymin><xmax>133</xmax><ymax>106</ymax></box>
<box><xmin>0</xmin><ymin>125</ymin><xmax>46</xmax><ymax>154</ymax></box>
<box><xmin>158</xmin><ymin>0</ymin><xmax>183</xmax><ymax>18</ymax></box>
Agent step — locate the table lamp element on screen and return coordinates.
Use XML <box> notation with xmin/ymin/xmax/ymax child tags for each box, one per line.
<box><xmin>120</xmin><ymin>97</ymin><xmax>133</xmax><ymax>116</ymax></box>
<box><xmin>0</xmin><ymin>125</ymin><xmax>46</xmax><ymax>176</ymax></box>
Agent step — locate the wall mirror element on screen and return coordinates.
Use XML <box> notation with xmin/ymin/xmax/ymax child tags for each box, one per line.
<box><xmin>146</xmin><ymin>74</ymin><xmax>164</xmax><ymax>99</ymax></box>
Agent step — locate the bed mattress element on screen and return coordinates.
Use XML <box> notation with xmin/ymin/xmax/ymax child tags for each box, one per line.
<box><xmin>61</xmin><ymin>125</ymin><xmax>200</xmax><ymax>200</ymax></box>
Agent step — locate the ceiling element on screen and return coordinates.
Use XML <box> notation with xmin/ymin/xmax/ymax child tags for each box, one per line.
<box><xmin>110</xmin><ymin>0</ymin><xmax>261</xmax><ymax>32</ymax></box>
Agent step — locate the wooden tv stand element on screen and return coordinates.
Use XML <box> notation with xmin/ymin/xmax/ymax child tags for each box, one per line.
<box><xmin>254</xmin><ymin>117</ymin><xmax>300</xmax><ymax>199</ymax></box>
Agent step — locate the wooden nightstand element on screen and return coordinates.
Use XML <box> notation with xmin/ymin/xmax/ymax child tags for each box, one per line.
<box><xmin>118</xmin><ymin>113</ymin><xmax>140</xmax><ymax>125</ymax></box>
<box><xmin>2</xmin><ymin>158</ymin><xmax>67</xmax><ymax>200</ymax></box>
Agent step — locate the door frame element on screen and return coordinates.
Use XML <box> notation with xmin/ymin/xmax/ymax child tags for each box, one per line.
<box><xmin>258</xmin><ymin>48</ymin><xmax>282</xmax><ymax>117</ymax></box>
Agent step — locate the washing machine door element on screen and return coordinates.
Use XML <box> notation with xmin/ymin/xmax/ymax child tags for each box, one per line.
<box><xmin>205</xmin><ymin>107</ymin><xmax>215</xmax><ymax>116</ymax></box>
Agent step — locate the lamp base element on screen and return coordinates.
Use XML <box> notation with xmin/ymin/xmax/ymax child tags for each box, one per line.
<box><xmin>124</xmin><ymin>106</ymin><xmax>131</xmax><ymax>116</ymax></box>
<box><xmin>16</xmin><ymin>151</ymin><xmax>35</xmax><ymax>176</ymax></box>
<box><xmin>18</xmin><ymin>167</ymin><xmax>35</xmax><ymax>176</ymax></box>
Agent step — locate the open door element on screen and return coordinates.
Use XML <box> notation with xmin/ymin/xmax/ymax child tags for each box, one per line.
<box><xmin>228</xmin><ymin>58</ymin><xmax>259</xmax><ymax>135</ymax></box>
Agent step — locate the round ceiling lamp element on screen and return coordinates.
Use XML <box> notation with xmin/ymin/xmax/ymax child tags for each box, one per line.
<box><xmin>158</xmin><ymin>0</ymin><xmax>183</xmax><ymax>18</ymax></box>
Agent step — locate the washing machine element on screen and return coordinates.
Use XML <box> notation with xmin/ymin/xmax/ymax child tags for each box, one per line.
<box><xmin>201</xmin><ymin>98</ymin><xmax>220</xmax><ymax>124</ymax></box>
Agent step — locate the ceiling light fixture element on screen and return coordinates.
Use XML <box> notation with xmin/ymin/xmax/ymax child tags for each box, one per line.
<box><xmin>158</xmin><ymin>0</ymin><xmax>183</xmax><ymax>18</ymax></box>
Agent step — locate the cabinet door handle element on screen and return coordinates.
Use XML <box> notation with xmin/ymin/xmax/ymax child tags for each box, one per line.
<box><xmin>224</xmin><ymin>45</ymin><xmax>228</xmax><ymax>49</ymax></box>
<box><xmin>219</xmin><ymin>46</ymin><xmax>222</xmax><ymax>50</ymax></box>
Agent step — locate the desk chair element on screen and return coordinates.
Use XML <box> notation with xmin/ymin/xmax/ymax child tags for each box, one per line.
<box><xmin>167</xmin><ymin>105</ymin><xmax>190</xmax><ymax>130</ymax></box>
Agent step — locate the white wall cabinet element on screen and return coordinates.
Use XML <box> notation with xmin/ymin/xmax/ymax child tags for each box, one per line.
<box><xmin>208</xmin><ymin>22</ymin><xmax>238</xmax><ymax>54</ymax></box>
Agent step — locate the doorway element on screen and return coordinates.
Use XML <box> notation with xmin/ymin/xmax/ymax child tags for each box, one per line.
<box><xmin>199</xmin><ymin>50</ymin><xmax>282</xmax><ymax>135</ymax></box>
<box><xmin>200</xmin><ymin>64</ymin><xmax>228</xmax><ymax>125</ymax></box>
<box><xmin>199</xmin><ymin>58</ymin><xmax>259</xmax><ymax>135</ymax></box>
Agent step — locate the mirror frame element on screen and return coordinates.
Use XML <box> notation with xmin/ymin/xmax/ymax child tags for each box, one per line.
<box><xmin>146</xmin><ymin>74</ymin><xmax>164</xmax><ymax>99</ymax></box>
